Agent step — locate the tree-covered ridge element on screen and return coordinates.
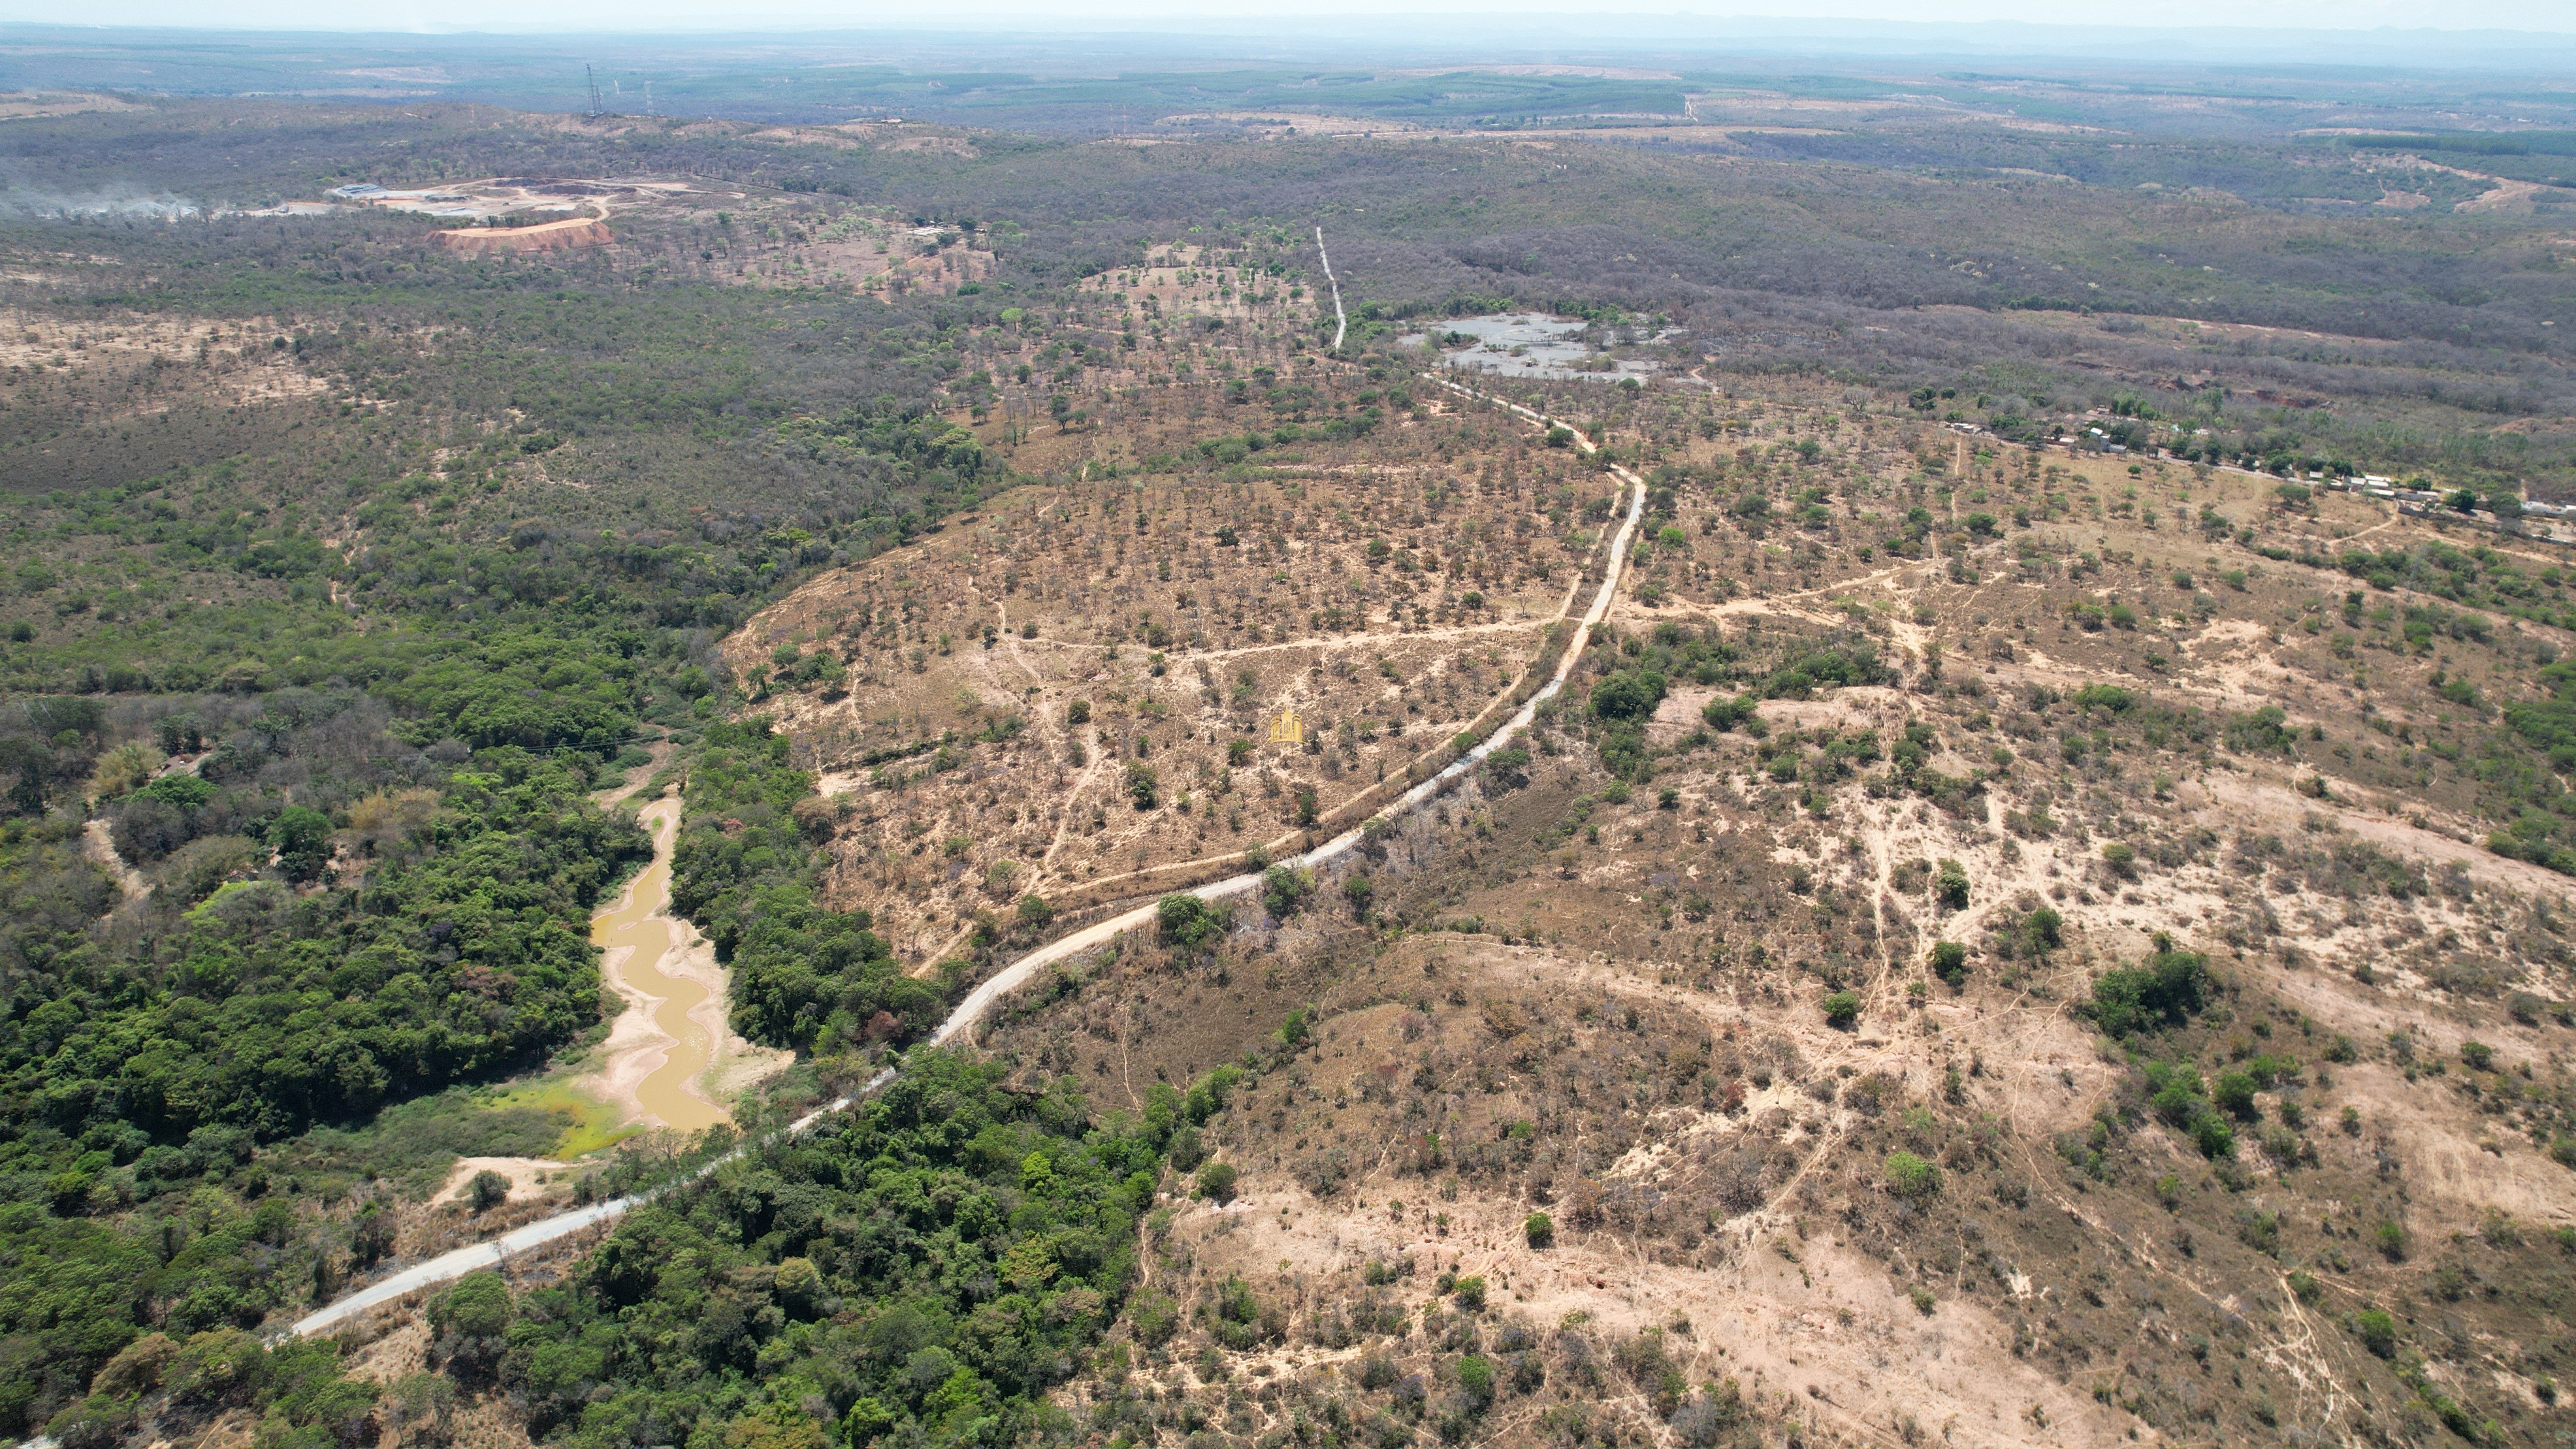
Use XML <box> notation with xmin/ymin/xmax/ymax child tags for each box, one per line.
<box><xmin>487</xmin><ymin>1051</ymin><xmax>1173</xmax><ymax>1449</ymax></box>
<box><xmin>671</xmin><ymin>718</ymin><xmax>943</xmax><ymax>1054</ymax></box>
<box><xmin>3</xmin><ymin>746</ymin><xmax>647</xmax><ymax>1144</ymax></box>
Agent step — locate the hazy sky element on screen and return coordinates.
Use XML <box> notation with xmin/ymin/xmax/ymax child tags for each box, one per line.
<box><xmin>11</xmin><ymin>0</ymin><xmax>2576</xmax><ymax>35</ymax></box>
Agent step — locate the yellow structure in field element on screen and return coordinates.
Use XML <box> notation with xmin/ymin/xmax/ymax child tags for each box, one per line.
<box><xmin>1267</xmin><ymin>708</ymin><xmax>1304</xmax><ymax>747</ymax></box>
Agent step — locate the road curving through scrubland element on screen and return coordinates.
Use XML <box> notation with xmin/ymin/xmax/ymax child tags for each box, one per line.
<box><xmin>284</xmin><ymin>374</ymin><xmax>1643</xmax><ymax>1342</ymax></box>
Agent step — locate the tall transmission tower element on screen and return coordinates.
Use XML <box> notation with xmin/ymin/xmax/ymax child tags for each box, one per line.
<box><xmin>584</xmin><ymin>64</ymin><xmax>607</xmax><ymax>119</ymax></box>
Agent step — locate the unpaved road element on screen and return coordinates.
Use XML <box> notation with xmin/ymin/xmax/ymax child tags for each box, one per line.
<box><xmin>81</xmin><ymin>818</ymin><xmax>149</xmax><ymax>901</ymax></box>
<box><xmin>284</xmin><ymin>375</ymin><xmax>1642</xmax><ymax>1341</ymax></box>
<box><xmin>1315</xmin><ymin>225</ymin><xmax>1347</xmax><ymax>350</ymax></box>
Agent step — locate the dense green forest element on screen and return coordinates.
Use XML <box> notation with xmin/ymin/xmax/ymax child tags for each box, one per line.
<box><xmin>0</xmin><ymin>192</ymin><xmax>1019</xmax><ymax>1441</ymax></box>
<box><xmin>670</xmin><ymin>718</ymin><xmax>945</xmax><ymax>1052</ymax></box>
<box><xmin>28</xmin><ymin>1049</ymin><xmax>1232</xmax><ymax>1449</ymax></box>
<box><xmin>480</xmin><ymin>1051</ymin><xmax>1216</xmax><ymax>1449</ymax></box>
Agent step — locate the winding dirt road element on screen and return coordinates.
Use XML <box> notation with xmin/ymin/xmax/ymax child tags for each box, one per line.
<box><xmin>284</xmin><ymin>374</ymin><xmax>1644</xmax><ymax>1341</ymax></box>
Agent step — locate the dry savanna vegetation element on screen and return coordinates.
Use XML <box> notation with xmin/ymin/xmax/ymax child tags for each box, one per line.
<box><xmin>8</xmin><ymin>73</ymin><xmax>2576</xmax><ymax>1449</ymax></box>
<box><xmin>854</xmin><ymin>353</ymin><xmax>2576</xmax><ymax>1449</ymax></box>
<box><xmin>728</xmin><ymin>353</ymin><xmax>1614</xmax><ymax>958</ymax></box>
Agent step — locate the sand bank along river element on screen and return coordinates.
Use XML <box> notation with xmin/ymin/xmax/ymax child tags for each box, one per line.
<box><xmin>589</xmin><ymin>797</ymin><xmax>734</xmax><ymax>1133</ymax></box>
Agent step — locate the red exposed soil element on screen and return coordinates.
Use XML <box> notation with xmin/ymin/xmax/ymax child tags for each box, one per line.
<box><xmin>437</xmin><ymin>218</ymin><xmax>613</xmax><ymax>255</ymax></box>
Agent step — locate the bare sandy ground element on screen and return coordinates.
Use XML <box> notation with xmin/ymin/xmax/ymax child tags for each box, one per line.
<box><xmin>80</xmin><ymin>817</ymin><xmax>149</xmax><ymax>901</ymax></box>
<box><xmin>436</xmin><ymin>217</ymin><xmax>612</xmax><ymax>254</ymax></box>
<box><xmin>426</xmin><ymin>1155</ymin><xmax>575</xmax><ymax>1208</ymax></box>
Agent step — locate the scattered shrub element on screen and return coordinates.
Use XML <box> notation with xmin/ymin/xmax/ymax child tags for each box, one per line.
<box><xmin>2085</xmin><ymin>938</ymin><xmax>2210</xmax><ymax>1037</ymax></box>
<box><xmin>1196</xmin><ymin>1161</ymin><xmax>1239</xmax><ymax>1203</ymax></box>
<box><xmin>1590</xmin><ymin>668</ymin><xmax>1668</xmax><ymax>721</ymax></box>
<box><xmin>1157</xmin><ymin>894</ymin><xmax>1230</xmax><ymax>950</ymax></box>
<box><xmin>1701</xmin><ymin>693</ymin><xmax>1757</xmax><ymax>732</ymax></box>
<box><xmin>1885</xmin><ymin>1151</ymin><xmax>1941</xmax><ymax>1202</ymax></box>
<box><xmin>1822</xmin><ymin>990</ymin><xmax>1862</xmax><ymax>1029</ymax></box>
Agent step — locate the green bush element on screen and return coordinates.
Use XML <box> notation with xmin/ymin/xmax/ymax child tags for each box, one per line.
<box><xmin>1457</xmin><ymin>1353</ymin><xmax>1495</xmax><ymax>1405</ymax></box>
<box><xmin>1214</xmin><ymin>1274</ymin><xmax>1266</xmax><ymax>1350</ymax></box>
<box><xmin>2015</xmin><ymin>907</ymin><xmax>2064</xmax><ymax>956</ymax></box>
<box><xmin>1339</xmin><ymin>866</ymin><xmax>1380</xmax><ymax>912</ymax></box>
<box><xmin>428</xmin><ymin>1271</ymin><xmax>513</xmax><ymax>1342</ymax></box>
<box><xmin>2354</xmin><ymin>1308</ymin><xmax>2399</xmax><ymax>1358</ymax></box>
<box><xmin>266</xmin><ymin>805</ymin><xmax>332</xmax><ymax>883</ymax></box>
<box><xmin>1196</xmin><ymin>1161</ymin><xmax>1239</xmax><ymax>1203</ymax></box>
<box><xmin>1929</xmin><ymin>940</ymin><xmax>1967</xmax><ymax>986</ymax></box>
<box><xmin>1157</xmin><ymin>893</ymin><xmax>1231</xmax><ymax>950</ymax></box>
<box><xmin>1524</xmin><ymin>1212</ymin><xmax>1554</xmax><ymax>1248</ymax></box>
<box><xmin>1700</xmin><ymin>693</ymin><xmax>1757</xmax><ymax>732</ymax></box>
<box><xmin>2144</xmin><ymin>1062</ymin><xmax>2238</xmax><ymax>1159</ymax></box>
<box><xmin>1261</xmin><ymin>865</ymin><xmax>1314</xmax><ymax>919</ymax></box>
<box><xmin>1934</xmin><ymin>859</ymin><xmax>1970</xmax><ymax>910</ymax></box>
<box><xmin>1761</xmin><ymin>645</ymin><xmax>1892</xmax><ymax>700</ymax></box>
<box><xmin>1589</xmin><ymin>668</ymin><xmax>1668</xmax><ymax>721</ymax></box>
<box><xmin>1130</xmin><ymin>1291</ymin><xmax>1180</xmax><ymax>1346</ymax></box>
<box><xmin>2212</xmin><ymin>1069</ymin><xmax>2261</xmax><ymax>1120</ymax></box>
<box><xmin>1885</xmin><ymin>1151</ymin><xmax>1941</xmax><ymax>1202</ymax></box>
<box><xmin>2085</xmin><ymin>939</ymin><xmax>2210</xmax><ymax>1037</ymax></box>
<box><xmin>1822</xmin><ymin>990</ymin><xmax>1862</xmax><ymax>1029</ymax></box>
<box><xmin>2191</xmin><ymin>1112</ymin><xmax>2237</xmax><ymax>1160</ymax></box>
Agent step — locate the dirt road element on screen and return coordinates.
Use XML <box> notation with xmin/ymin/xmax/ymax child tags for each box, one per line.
<box><xmin>281</xmin><ymin>375</ymin><xmax>1643</xmax><ymax>1339</ymax></box>
<box><xmin>1315</xmin><ymin>226</ymin><xmax>1347</xmax><ymax>349</ymax></box>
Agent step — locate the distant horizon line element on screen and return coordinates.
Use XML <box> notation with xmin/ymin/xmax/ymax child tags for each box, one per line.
<box><xmin>5</xmin><ymin>14</ymin><xmax>2576</xmax><ymax>42</ymax></box>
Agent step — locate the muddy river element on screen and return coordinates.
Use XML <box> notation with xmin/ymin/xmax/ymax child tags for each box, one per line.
<box><xmin>592</xmin><ymin>797</ymin><xmax>728</xmax><ymax>1133</ymax></box>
